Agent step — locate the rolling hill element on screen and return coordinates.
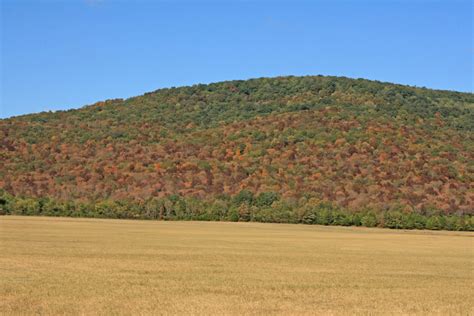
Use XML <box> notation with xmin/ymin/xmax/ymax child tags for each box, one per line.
<box><xmin>1</xmin><ymin>75</ymin><xmax>473</xmax><ymax>230</ymax></box>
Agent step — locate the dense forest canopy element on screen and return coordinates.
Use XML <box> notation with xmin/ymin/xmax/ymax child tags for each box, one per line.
<box><xmin>1</xmin><ymin>75</ymin><xmax>473</xmax><ymax>230</ymax></box>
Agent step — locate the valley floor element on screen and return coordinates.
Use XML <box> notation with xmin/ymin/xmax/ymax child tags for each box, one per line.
<box><xmin>1</xmin><ymin>216</ymin><xmax>473</xmax><ymax>315</ymax></box>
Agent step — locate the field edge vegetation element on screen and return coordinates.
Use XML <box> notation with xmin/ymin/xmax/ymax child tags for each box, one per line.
<box><xmin>1</xmin><ymin>190</ymin><xmax>472</xmax><ymax>231</ymax></box>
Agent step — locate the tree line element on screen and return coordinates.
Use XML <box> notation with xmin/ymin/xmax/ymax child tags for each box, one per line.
<box><xmin>1</xmin><ymin>190</ymin><xmax>472</xmax><ymax>231</ymax></box>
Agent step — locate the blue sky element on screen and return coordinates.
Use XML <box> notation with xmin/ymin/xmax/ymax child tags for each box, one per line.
<box><xmin>1</xmin><ymin>0</ymin><xmax>472</xmax><ymax>118</ymax></box>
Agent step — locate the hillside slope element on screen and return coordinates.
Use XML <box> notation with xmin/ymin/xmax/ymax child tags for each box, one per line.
<box><xmin>1</xmin><ymin>76</ymin><xmax>473</xmax><ymax>229</ymax></box>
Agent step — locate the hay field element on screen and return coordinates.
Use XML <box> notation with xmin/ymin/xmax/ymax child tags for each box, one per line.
<box><xmin>1</xmin><ymin>216</ymin><xmax>473</xmax><ymax>315</ymax></box>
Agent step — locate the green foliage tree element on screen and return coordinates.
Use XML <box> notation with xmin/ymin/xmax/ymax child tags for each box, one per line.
<box><xmin>425</xmin><ymin>216</ymin><xmax>442</xmax><ymax>230</ymax></box>
<box><xmin>255</xmin><ymin>192</ymin><xmax>280</xmax><ymax>208</ymax></box>
<box><xmin>361</xmin><ymin>213</ymin><xmax>378</xmax><ymax>228</ymax></box>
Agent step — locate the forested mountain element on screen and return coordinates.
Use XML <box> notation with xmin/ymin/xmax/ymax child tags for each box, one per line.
<box><xmin>1</xmin><ymin>75</ymin><xmax>473</xmax><ymax>230</ymax></box>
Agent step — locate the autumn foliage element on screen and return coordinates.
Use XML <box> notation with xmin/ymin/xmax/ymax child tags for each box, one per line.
<box><xmin>1</xmin><ymin>76</ymin><xmax>473</xmax><ymax>229</ymax></box>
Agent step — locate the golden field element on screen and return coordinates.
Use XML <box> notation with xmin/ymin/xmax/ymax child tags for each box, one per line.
<box><xmin>1</xmin><ymin>216</ymin><xmax>473</xmax><ymax>315</ymax></box>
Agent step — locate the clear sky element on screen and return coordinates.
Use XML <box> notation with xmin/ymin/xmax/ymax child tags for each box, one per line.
<box><xmin>1</xmin><ymin>0</ymin><xmax>472</xmax><ymax>118</ymax></box>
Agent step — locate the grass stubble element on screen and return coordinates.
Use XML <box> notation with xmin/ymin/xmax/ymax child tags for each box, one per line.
<box><xmin>0</xmin><ymin>216</ymin><xmax>473</xmax><ymax>315</ymax></box>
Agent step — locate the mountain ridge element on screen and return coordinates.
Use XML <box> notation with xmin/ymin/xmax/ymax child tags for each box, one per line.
<box><xmin>5</xmin><ymin>75</ymin><xmax>473</xmax><ymax>120</ymax></box>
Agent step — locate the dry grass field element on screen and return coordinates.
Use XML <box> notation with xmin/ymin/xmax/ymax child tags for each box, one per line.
<box><xmin>1</xmin><ymin>216</ymin><xmax>473</xmax><ymax>315</ymax></box>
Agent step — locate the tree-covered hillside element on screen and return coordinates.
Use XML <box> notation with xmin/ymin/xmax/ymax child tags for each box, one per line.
<box><xmin>1</xmin><ymin>76</ymin><xmax>473</xmax><ymax>230</ymax></box>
